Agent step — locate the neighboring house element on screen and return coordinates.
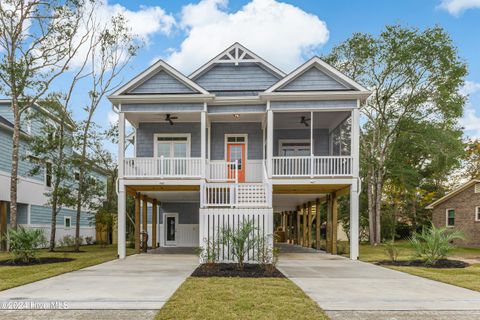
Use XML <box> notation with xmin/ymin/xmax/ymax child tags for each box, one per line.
<box><xmin>110</xmin><ymin>43</ymin><xmax>370</xmax><ymax>260</ymax></box>
<box><xmin>427</xmin><ymin>179</ymin><xmax>480</xmax><ymax>247</ymax></box>
<box><xmin>0</xmin><ymin>100</ymin><xmax>108</xmax><ymax>246</ymax></box>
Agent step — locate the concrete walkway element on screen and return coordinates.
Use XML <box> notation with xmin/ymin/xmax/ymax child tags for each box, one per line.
<box><xmin>0</xmin><ymin>254</ymin><xmax>198</xmax><ymax>310</ymax></box>
<box><xmin>277</xmin><ymin>251</ymin><xmax>480</xmax><ymax>319</ymax></box>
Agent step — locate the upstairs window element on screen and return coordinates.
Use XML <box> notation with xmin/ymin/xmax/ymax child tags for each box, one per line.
<box><xmin>45</xmin><ymin>162</ymin><xmax>52</xmax><ymax>187</ymax></box>
<box><xmin>64</xmin><ymin>216</ymin><xmax>71</xmax><ymax>228</ymax></box>
<box><xmin>476</xmin><ymin>207</ymin><xmax>480</xmax><ymax>222</ymax></box>
<box><xmin>74</xmin><ymin>171</ymin><xmax>80</xmax><ymax>181</ymax></box>
<box><xmin>446</xmin><ymin>209</ymin><xmax>455</xmax><ymax>227</ymax></box>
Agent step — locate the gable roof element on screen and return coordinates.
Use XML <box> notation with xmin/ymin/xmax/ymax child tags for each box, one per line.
<box><xmin>189</xmin><ymin>42</ymin><xmax>286</xmax><ymax>80</ymax></box>
<box><xmin>265</xmin><ymin>56</ymin><xmax>368</xmax><ymax>93</ymax></box>
<box><xmin>426</xmin><ymin>179</ymin><xmax>480</xmax><ymax>209</ymax></box>
<box><xmin>111</xmin><ymin>60</ymin><xmax>210</xmax><ymax>96</ymax></box>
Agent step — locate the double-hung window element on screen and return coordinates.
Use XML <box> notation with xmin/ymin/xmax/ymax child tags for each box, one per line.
<box><xmin>446</xmin><ymin>209</ymin><xmax>455</xmax><ymax>227</ymax></box>
<box><xmin>476</xmin><ymin>206</ymin><xmax>480</xmax><ymax>222</ymax></box>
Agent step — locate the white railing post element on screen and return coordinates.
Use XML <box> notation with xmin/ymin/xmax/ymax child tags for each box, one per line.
<box><xmin>201</xmin><ymin>110</ymin><xmax>206</xmax><ymax>179</ymax></box>
<box><xmin>160</xmin><ymin>155</ymin><xmax>164</xmax><ymax>178</ymax></box>
<box><xmin>235</xmin><ymin>160</ymin><xmax>238</xmax><ymax>184</ymax></box>
<box><xmin>266</xmin><ymin>108</ymin><xmax>273</xmax><ymax>178</ymax></box>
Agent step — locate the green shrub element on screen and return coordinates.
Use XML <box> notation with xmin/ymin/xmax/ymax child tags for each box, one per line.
<box><xmin>409</xmin><ymin>223</ymin><xmax>465</xmax><ymax>266</ymax></box>
<box><xmin>58</xmin><ymin>235</ymin><xmax>75</xmax><ymax>247</ymax></box>
<box><xmin>255</xmin><ymin>234</ymin><xmax>279</xmax><ymax>274</ymax></box>
<box><xmin>85</xmin><ymin>236</ymin><xmax>94</xmax><ymax>245</ymax></box>
<box><xmin>383</xmin><ymin>240</ymin><xmax>401</xmax><ymax>262</ymax></box>
<box><xmin>222</xmin><ymin>220</ymin><xmax>257</xmax><ymax>270</ymax></box>
<box><xmin>197</xmin><ymin>237</ymin><xmax>221</xmax><ymax>266</ymax></box>
<box><xmin>336</xmin><ymin>241</ymin><xmax>348</xmax><ymax>255</ymax></box>
<box><xmin>6</xmin><ymin>227</ymin><xmax>47</xmax><ymax>263</ymax></box>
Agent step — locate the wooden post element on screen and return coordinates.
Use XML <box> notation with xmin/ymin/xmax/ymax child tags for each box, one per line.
<box><xmin>332</xmin><ymin>194</ymin><xmax>338</xmax><ymax>255</ymax></box>
<box><xmin>142</xmin><ymin>195</ymin><xmax>148</xmax><ymax>251</ymax></box>
<box><xmin>152</xmin><ymin>199</ymin><xmax>157</xmax><ymax>249</ymax></box>
<box><xmin>302</xmin><ymin>203</ymin><xmax>307</xmax><ymax>247</ymax></box>
<box><xmin>326</xmin><ymin>194</ymin><xmax>332</xmax><ymax>253</ymax></box>
<box><xmin>289</xmin><ymin>211</ymin><xmax>293</xmax><ymax>244</ymax></box>
<box><xmin>316</xmin><ymin>198</ymin><xmax>321</xmax><ymax>250</ymax></box>
<box><xmin>296</xmin><ymin>206</ymin><xmax>301</xmax><ymax>245</ymax></box>
<box><xmin>307</xmin><ymin>202</ymin><xmax>312</xmax><ymax>247</ymax></box>
<box><xmin>134</xmin><ymin>193</ymin><xmax>141</xmax><ymax>253</ymax></box>
<box><xmin>0</xmin><ymin>201</ymin><xmax>7</xmax><ymax>251</ymax></box>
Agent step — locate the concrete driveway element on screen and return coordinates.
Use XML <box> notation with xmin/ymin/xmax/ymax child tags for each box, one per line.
<box><xmin>278</xmin><ymin>250</ymin><xmax>480</xmax><ymax>319</ymax></box>
<box><xmin>0</xmin><ymin>254</ymin><xmax>198</xmax><ymax>310</ymax></box>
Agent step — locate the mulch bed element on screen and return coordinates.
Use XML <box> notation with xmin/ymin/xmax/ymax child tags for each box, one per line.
<box><xmin>191</xmin><ymin>263</ymin><xmax>285</xmax><ymax>278</ymax></box>
<box><xmin>377</xmin><ymin>259</ymin><xmax>469</xmax><ymax>269</ymax></box>
<box><xmin>0</xmin><ymin>257</ymin><xmax>74</xmax><ymax>266</ymax></box>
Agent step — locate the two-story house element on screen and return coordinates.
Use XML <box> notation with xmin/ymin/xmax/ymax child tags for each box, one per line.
<box><xmin>0</xmin><ymin>100</ymin><xmax>108</xmax><ymax>248</ymax></box>
<box><xmin>110</xmin><ymin>43</ymin><xmax>370</xmax><ymax>260</ymax></box>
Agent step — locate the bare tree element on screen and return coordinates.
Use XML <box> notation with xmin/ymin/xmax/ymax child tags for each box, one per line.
<box><xmin>0</xmin><ymin>0</ymin><xmax>93</xmax><ymax>229</ymax></box>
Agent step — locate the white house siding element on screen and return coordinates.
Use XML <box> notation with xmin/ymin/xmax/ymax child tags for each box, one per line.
<box><xmin>210</xmin><ymin>122</ymin><xmax>263</xmax><ymax>160</ymax></box>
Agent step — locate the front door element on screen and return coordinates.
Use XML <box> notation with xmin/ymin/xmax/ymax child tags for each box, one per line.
<box><xmin>165</xmin><ymin>214</ymin><xmax>177</xmax><ymax>246</ymax></box>
<box><xmin>227</xmin><ymin>143</ymin><xmax>245</xmax><ymax>182</ymax></box>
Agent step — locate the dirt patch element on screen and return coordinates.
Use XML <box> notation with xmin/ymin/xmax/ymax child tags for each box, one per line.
<box><xmin>377</xmin><ymin>259</ymin><xmax>469</xmax><ymax>268</ymax></box>
<box><xmin>0</xmin><ymin>257</ymin><xmax>75</xmax><ymax>266</ymax></box>
<box><xmin>191</xmin><ymin>263</ymin><xmax>285</xmax><ymax>278</ymax></box>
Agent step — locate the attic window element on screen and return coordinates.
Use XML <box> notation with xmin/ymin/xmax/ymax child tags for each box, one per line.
<box><xmin>475</xmin><ymin>183</ymin><xmax>480</xmax><ymax>193</ymax></box>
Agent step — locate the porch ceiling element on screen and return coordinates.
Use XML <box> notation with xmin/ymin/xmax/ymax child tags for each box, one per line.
<box><xmin>273</xmin><ymin>193</ymin><xmax>326</xmax><ymax>212</ymax></box>
<box><xmin>273</xmin><ymin>111</ymin><xmax>350</xmax><ymax>130</ymax></box>
<box><xmin>273</xmin><ymin>184</ymin><xmax>350</xmax><ymax>194</ymax></box>
<box><xmin>125</xmin><ymin>112</ymin><xmax>201</xmax><ymax>127</ymax></box>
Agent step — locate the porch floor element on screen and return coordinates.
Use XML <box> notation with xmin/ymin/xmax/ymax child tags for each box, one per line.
<box><xmin>147</xmin><ymin>247</ymin><xmax>197</xmax><ymax>255</ymax></box>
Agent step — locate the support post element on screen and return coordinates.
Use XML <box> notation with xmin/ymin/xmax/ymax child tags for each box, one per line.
<box><xmin>266</xmin><ymin>108</ymin><xmax>273</xmax><ymax>178</ymax></box>
<box><xmin>117</xmin><ymin>111</ymin><xmax>126</xmax><ymax>258</ymax></box>
<box><xmin>201</xmin><ymin>109</ymin><xmax>206</xmax><ymax>178</ymax></box>
<box><xmin>350</xmin><ymin>184</ymin><xmax>360</xmax><ymax>260</ymax></box>
<box><xmin>134</xmin><ymin>193</ymin><xmax>140</xmax><ymax>253</ymax></box>
<box><xmin>296</xmin><ymin>206</ymin><xmax>301</xmax><ymax>245</ymax></box>
<box><xmin>350</xmin><ymin>104</ymin><xmax>360</xmax><ymax>260</ymax></box>
<box><xmin>286</xmin><ymin>211</ymin><xmax>290</xmax><ymax>243</ymax></box>
<box><xmin>316</xmin><ymin>198</ymin><xmax>321</xmax><ymax>250</ymax></box>
<box><xmin>142</xmin><ymin>195</ymin><xmax>148</xmax><ymax>251</ymax></box>
<box><xmin>307</xmin><ymin>202</ymin><xmax>312</xmax><ymax>247</ymax></box>
<box><xmin>332</xmin><ymin>194</ymin><xmax>338</xmax><ymax>255</ymax></box>
<box><xmin>152</xmin><ymin>199</ymin><xmax>157</xmax><ymax>249</ymax></box>
<box><xmin>326</xmin><ymin>195</ymin><xmax>332</xmax><ymax>253</ymax></box>
<box><xmin>302</xmin><ymin>203</ymin><xmax>307</xmax><ymax>247</ymax></box>
<box><xmin>0</xmin><ymin>201</ymin><xmax>7</xmax><ymax>251</ymax></box>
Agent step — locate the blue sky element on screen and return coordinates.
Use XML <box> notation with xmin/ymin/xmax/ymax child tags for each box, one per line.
<box><xmin>54</xmin><ymin>0</ymin><xmax>480</xmax><ymax>153</ymax></box>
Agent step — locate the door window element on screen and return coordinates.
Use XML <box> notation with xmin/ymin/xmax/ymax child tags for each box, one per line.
<box><xmin>229</xmin><ymin>145</ymin><xmax>243</xmax><ymax>169</ymax></box>
<box><xmin>166</xmin><ymin>216</ymin><xmax>175</xmax><ymax>241</ymax></box>
<box><xmin>280</xmin><ymin>142</ymin><xmax>311</xmax><ymax>156</ymax></box>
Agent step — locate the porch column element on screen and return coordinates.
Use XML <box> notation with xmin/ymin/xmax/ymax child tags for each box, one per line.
<box><xmin>142</xmin><ymin>195</ymin><xmax>148</xmax><ymax>251</ymax></box>
<box><xmin>152</xmin><ymin>199</ymin><xmax>157</xmax><ymax>249</ymax></box>
<box><xmin>307</xmin><ymin>202</ymin><xmax>312</xmax><ymax>247</ymax></box>
<box><xmin>0</xmin><ymin>201</ymin><xmax>7</xmax><ymax>251</ymax></box>
<box><xmin>134</xmin><ymin>193</ymin><xmax>140</xmax><ymax>253</ymax></box>
<box><xmin>350</xmin><ymin>105</ymin><xmax>360</xmax><ymax>260</ymax></box>
<box><xmin>316</xmin><ymin>198</ymin><xmax>321</xmax><ymax>250</ymax></box>
<box><xmin>296</xmin><ymin>206</ymin><xmax>301</xmax><ymax>245</ymax></box>
<box><xmin>286</xmin><ymin>211</ymin><xmax>290</xmax><ymax>243</ymax></box>
<box><xmin>326</xmin><ymin>195</ymin><xmax>332</xmax><ymax>253</ymax></box>
<box><xmin>201</xmin><ymin>109</ymin><xmax>207</xmax><ymax>178</ymax></box>
<box><xmin>117</xmin><ymin>111</ymin><xmax>126</xmax><ymax>258</ymax></box>
<box><xmin>332</xmin><ymin>194</ymin><xmax>338</xmax><ymax>255</ymax></box>
<box><xmin>266</xmin><ymin>107</ymin><xmax>273</xmax><ymax>178</ymax></box>
<box><xmin>302</xmin><ymin>203</ymin><xmax>307</xmax><ymax>247</ymax></box>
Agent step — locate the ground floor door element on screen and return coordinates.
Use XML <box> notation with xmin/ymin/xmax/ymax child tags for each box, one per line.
<box><xmin>164</xmin><ymin>213</ymin><xmax>178</xmax><ymax>246</ymax></box>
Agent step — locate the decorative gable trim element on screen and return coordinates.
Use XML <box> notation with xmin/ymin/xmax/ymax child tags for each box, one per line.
<box><xmin>111</xmin><ymin>60</ymin><xmax>210</xmax><ymax>97</ymax></box>
<box><xmin>265</xmin><ymin>57</ymin><xmax>368</xmax><ymax>93</ymax></box>
<box><xmin>189</xmin><ymin>42</ymin><xmax>286</xmax><ymax>80</ymax></box>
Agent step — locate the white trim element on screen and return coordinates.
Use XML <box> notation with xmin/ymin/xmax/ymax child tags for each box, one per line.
<box><xmin>224</xmin><ymin>134</ymin><xmax>248</xmax><ymax>160</ymax></box>
<box><xmin>476</xmin><ymin>206</ymin><xmax>480</xmax><ymax>222</ymax></box>
<box><xmin>164</xmin><ymin>212</ymin><xmax>179</xmax><ymax>246</ymax></box>
<box><xmin>64</xmin><ymin>216</ymin><xmax>72</xmax><ymax>229</ymax></box>
<box><xmin>110</xmin><ymin>60</ymin><xmax>210</xmax><ymax>97</ymax></box>
<box><xmin>427</xmin><ymin>179</ymin><xmax>480</xmax><ymax>209</ymax></box>
<box><xmin>446</xmin><ymin>208</ymin><xmax>455</xmax><ymax>227</ymax></box>
<box><xmin>189</xmin><ymin>43</ymin><xmax>286</xmax><ymax>79</ymax></box>
<box><xmin>265</xmin><ymin>56</ymin><xmax>369</xmax><ymax>93</ymax></box>
<box><xmin>153</xmin><ymin>133</ymin><xmax>191</xmax><ymax>158</ymax></box>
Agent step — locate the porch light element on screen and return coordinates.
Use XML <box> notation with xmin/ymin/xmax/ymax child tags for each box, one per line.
<box><xmin>233</xmin><ymin>114</ymin><xmax>240</xmax><ymax>118</ymax></box>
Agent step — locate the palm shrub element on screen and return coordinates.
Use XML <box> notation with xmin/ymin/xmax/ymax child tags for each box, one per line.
<box><xmin>383</xmin><ymin>240</ymin><xmax>401</xmax><ymax>262</ymax></box>
<box><xmin>409</xmin><ymin>223</ymin><xmax>465</xmax><ymax>266</ymax></box>
<box><xmin>222</xmin><ymin>220</ymin><xmax>257</xmax><ymax>270</ymax></box>
<box><xmin>5</xmin><ymin>227</ymin><xmax>47</xmax><ymax>263</ymax></box>
<box><xmin>256</xmin><ymin>234</ymin><xmax>279</xmax><ymax>273</ymax></box>
<box><xmin>197</xmin><ymin>237</ymin><xmax>221</xmax><ymax>266</ymax></box>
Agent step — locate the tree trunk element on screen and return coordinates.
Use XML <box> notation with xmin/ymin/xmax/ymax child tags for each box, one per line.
<box><xmin>9</xmin><ymin>97</ymin><xmax>20</xmax><ymax>230</ymax></box>
<box><xmin>50</xmin><ymin>199</ymin><xmax>58</xmax><ymax>251</ymax></box>
<box><xmin>374</xmin><ymin>173</ymin><xmax>383</xmax><ymax>244</ymax></box>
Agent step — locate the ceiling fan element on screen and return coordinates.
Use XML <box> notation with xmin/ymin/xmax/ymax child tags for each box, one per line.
<box><xmin>300</xmin><ymin>116</ymin><xmax>310</xmax><ymax>127</ymax></box>
<box><xmin>165</xmin><ymin>114</ymin><xmax>178</xmax><ymax>125</ymax></box>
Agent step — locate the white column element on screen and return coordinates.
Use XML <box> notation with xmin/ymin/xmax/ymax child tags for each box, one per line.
<box><xmin>118</xmin><ymin>110</ymin><xmax>126</xmax><ymax>259</ymax></box>
<box><xmin>201</xmin><ymin>109</ymin><xmax>206</xmax><ymax>178</ymax></box>
<box><xmin>352</xmin><ymin>104</ymin><xmax>360</xmax><ymax>176</ymax></box>
<box><xmin>310</xmin><ymin>111</ymin><xmax>314</xmax><ymax>177</ymax></box>
<box><xmin>266</xmin><ymin>106</ymin><xmax>273</xmax><ymax>178</ymax></box>
<box><xmin>350</xmin><ymin>184</ymin><xmax>359</xmax><ymax>260</ymax></box>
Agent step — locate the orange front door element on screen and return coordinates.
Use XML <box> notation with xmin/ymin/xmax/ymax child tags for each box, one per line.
<box><xmin>227</xmin><ymin>143</ymin><xmax>245</xmax><ymax>182</ymax></box>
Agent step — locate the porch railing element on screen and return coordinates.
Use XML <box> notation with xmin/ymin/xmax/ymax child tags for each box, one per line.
<box><xmin>124</xmin><ymin>157</ymin><xmax>203</xmax><ymax>178</ymax></box>
<box><xmin>272</xmin><ymin>156</ymin><xmax>353</xmax><ymax>177</ymax></box>
<box><xmin>207</xmin><ymin>160</ymin><xmax>238</xmax><ymax>182</ymax></box>
<box><xmin>201</xmin><ymin>182</ymin><xmax>270</xmax><ymax>208</ymax></box>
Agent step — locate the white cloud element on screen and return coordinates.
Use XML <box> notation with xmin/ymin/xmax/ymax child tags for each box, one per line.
<box><xmin>461</xmin><ymin>80</ymin><xmax>480</xmax><ymax>96</ymax></box>
<box><xmin>461</xmin><ymin>105</ymin><xmax>480</xmax><ymax>138</ymax></box>
<box><xmin>438</xmin><ymin>0</ymin><xmax>480</xmax><ymax>16</ymax></box>
<box><xmin>166</xmin><ymin>0</ymin><xmax>329</xmax><ymax>74</ymax></box>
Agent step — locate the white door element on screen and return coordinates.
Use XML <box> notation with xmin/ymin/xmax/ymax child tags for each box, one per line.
<box><xmin>164</xmin><ymin>213</ymin><xmax>178</xmax><ymax>246</ymax></box>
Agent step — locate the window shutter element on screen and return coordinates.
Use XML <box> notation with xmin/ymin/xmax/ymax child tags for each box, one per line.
<box><xmin>475</xmin><ymin>183</ymin><xmax>480</xmax><ymax>193</ymax></box>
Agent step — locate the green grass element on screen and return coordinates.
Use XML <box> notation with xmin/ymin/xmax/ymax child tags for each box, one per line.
<box><xmin>156</xmin><ymin>277</ymin><xmax>329</xmax><ymax>320</ymax></box>
<box><xmin>359</xmin><ymin>241</ymin><xmax>480</xmax><ymax>292</ymax></box>
<box><xmin>0</xmin><ymin>245</ymin><xmax>134</xmax><ymax>291</ymax></box>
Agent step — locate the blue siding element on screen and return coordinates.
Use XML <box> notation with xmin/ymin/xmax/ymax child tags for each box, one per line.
<box><xmin>30</xmin><ymin>205</ymin><xmax>91</xmax><ymax>227</ymax></box>
<box><xmin>122</xmin><ymin>104</ymin><xmax>203</xmax><ymax>113</ymax></box>
<box><xmin>271</xmin><ymin>100</ymin><xmax>357</xmax><ymax>110</ymax></box>
<box><xmin>278</xmin><ymin>67</ymin><xmax>347</xmax><ymax>91</ymax></box>
<box><xmin>194</xmin><ymin>63</ymin><xmax>280</xmax><ymax>94</ymax></box>
<box><xmin>136</xmin><ymin>122</ymin><xmax>201</xmax><ymax>157</ymax></box>
<box><xmin>129</xmin><ymin>70</ymin><xmax>196</xmax><ymax>94</ymax></box>
<box><xmin>210</xmin><ymin>122</ymin><xmax>263</xmax><ymax>160</ymax></box>
<box><xmin>273</xmin><ymin>129</ymin><xmax>329</xmax><ymax>156</ymax></box>
<box><xmin>160</xmin><ymin>202</ymin><xmax>199</xmax><ymax>224</ymax></box>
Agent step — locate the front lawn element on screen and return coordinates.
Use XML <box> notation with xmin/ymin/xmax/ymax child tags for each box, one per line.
<box><xmin>156</xmin><ymin>277</ymin><xmax>329</xmax><ymax>320</ymax></box>
<box><xmin>0</xmin><ymin>245</ymin><xmax>133</xmax><ymax>291</ymax></box>
<box><xmin>359</xmin><ymin>241</ymin><xmax>480</xmax><ymax>292</ymax></box>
